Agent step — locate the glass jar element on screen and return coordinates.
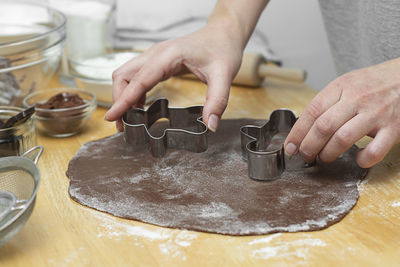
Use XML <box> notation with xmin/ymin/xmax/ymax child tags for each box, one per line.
<box><xmin>51</xmin><ymin>0</ymin><xmax>117</xmax><ymax>84</ymax></box>
<box><xmin>0</xmin><ymin>106</ymin><xmax>36</xmax><ymax>157</ymax></box>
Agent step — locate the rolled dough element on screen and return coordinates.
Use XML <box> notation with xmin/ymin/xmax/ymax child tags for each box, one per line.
<box><xmin>66</xmin><ymin>119</ymin><xmax>367</xmax><ymax>235</ymax></box>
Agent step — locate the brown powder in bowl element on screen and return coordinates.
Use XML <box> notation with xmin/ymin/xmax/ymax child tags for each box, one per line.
<box><xmin>35</xmin><ymin>92</ymin><xmax>88</xmax><ymax>118</ymax></box>
<box><xmin>35</xmin><ymin>92</ymin><xmax>89</xmax><ymax>136</ymax></box>
<box><xmin>36</xmin><ymin>92</ymin><xmax>85</xmax><ymax>109</ymax></box>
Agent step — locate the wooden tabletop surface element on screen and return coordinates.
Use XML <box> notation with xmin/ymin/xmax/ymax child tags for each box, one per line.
<box><xmin>1</xmin><ymin>75</ymin><xmax>400</xmax><ymax>266</ymax></box>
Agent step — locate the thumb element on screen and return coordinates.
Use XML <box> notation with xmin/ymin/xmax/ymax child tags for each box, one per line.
<box><xmin>202</xmin><ymin>73</ymin><xmax>231</xmax><ymax>132</ymax></box>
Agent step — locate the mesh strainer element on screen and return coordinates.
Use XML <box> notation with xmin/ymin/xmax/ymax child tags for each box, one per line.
<box><xmin>0</xmin><ymin>145</ymin><xmax>43</xmax><ymax>246</ymax></box>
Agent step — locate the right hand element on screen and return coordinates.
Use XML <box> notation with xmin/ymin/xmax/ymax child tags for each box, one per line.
<box><xmin>104</xmin><ymin>25</ymin><xmax>244</xmax><ymax>132</ymax></box>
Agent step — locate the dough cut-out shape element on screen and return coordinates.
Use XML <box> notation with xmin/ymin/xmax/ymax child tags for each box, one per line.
<box><xmin>240</xmin><ymin>109</ymin><xmax>314</xmax><ymax>181</ymax></box>
<box><xmin>122</xmin><ymin>98</ymin><xmax>208</xmax><ymax>158</ymax></box>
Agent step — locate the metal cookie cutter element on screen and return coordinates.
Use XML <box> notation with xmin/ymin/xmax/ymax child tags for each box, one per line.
<box><xmin>240</xmin><ymin>109</ymin><xmax>314</xmax><ymax>181</ymax></box>
<box><xmin>122</xmin><ymin>98</ymin><xmax>208</xmax><ymax>157</ymax></box>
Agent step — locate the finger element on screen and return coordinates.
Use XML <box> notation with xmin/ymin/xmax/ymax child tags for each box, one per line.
<box><xmin>105</xmin><ymin>53</ymin><xmax>176</xmax><ymax>122</ymax></box>
<box><xmin>112</xmin><ymin>79</ymin><xmax>129</xmax><ymax>103</ymax></box>
<box><xmin>202</xmin><ymin>70</ymin><xmax>231</xmax><ymax>132</ymax></box>
<box><xmin>112</xmin><ymin>53</ymin><xmax>148</xmax><ymax>103</ymax></box>
<box><xmin>114</xmin><ymin>95</ymin><xmax>146</xmax><ymax>132</ymax></box>
<box><xmin>284</xmin><ymin>85</ymin><xmax>343</xmax><ymax>155</ymax></box>
<box><xmin>356</xmin><ymin>128</ymin><xmax>399</xmax><ymax>168</ymax></box>
<box><xmin>115</xmin><ymin>52</ymin><xmax>147</xmax><ymax>75</ymax></box>
<box><xmin>298</xmin><ymin>100</ymin><xmax>356</xmax><ymax>162</ymax></box>
<box><xmin>116</xmin><ymin>119</ymin><xmax>123</xmax><ymax>132</ymax></box>
<box><xmin>318</xmin><ymin>113</ymin><xmax>374</xmax><ymax>162</ymax></box>
<box><xmin>137</xmin><ymin>94</ymin><xmax>146</xmax><ymax>109</ymax></box>
<box><xmin>106</xmin><ymin>71</ymin><xmax>159</xmax><ymax>121</ymax></box>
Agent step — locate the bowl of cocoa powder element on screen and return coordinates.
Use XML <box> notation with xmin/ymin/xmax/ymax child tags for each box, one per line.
<box><xmin>23</xmin><ymin>88</ymin><xmax>96</xmax><ymax>137</ymax></box>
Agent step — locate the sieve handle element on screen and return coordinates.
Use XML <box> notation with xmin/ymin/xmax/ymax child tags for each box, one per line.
<box><xmin>22</xmin><ymin>146</ymin><xmax>44</xmax><ymax>165</ymax></box>
<box><xmin>12</xmin><ymin>200</ymin><xmax>27</xmax><ymax>212</ymax></box>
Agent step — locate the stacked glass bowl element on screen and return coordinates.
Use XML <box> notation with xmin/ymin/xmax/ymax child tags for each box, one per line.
<box><xmin>0</xmin><ymin>1</ymin><xmax>66</xmax><ymax>106</ymax></box>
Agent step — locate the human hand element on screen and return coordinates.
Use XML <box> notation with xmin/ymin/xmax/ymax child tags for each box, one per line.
<box><xmin>284</xmin><ymin>58</ymin><xmax>400</xmax><ymax>168</ymax></box>
<box><xmin>104</xmin><ymin>25</ymin><xmax>244</xmax><ymax>132</ymax></box>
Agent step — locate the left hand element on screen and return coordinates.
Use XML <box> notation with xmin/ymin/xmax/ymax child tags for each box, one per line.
<box><xmin>284</xmin><ymin>58</ymin><xmax>400</xmax><ymax>168</ymax></box>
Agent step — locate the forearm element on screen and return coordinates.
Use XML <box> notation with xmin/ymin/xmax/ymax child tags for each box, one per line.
<box><xmin>207</xmin><ymin>0</ymin><xmax>269</xmax><ymax>50</ymax></box>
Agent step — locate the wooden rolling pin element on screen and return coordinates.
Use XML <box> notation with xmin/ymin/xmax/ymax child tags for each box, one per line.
<box><xmin>182</xmin><ymin>53</ymin><xmax>307</xmax><ymax>87</ymax></box>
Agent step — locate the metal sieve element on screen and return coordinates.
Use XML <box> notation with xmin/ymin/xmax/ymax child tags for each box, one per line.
<box><xmin>0</xmin><ymin>145</ymin><xmax>43</xmax><ymax>246</ymax></box>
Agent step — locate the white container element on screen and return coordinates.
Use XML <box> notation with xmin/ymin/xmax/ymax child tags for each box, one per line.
<box><xmin>51</xmin><ymin>0</ymin><xmax>115</xmax><ymax>58</ymax></box>
<box><xmin>70</xmin><ymin>52</ymin><xmax>161</xmax><ymax>107</ymax></box>
<box><xmin>50</xmin><ymin>0</ymin><xmax>116</xmax><ymax>83</ymax></box>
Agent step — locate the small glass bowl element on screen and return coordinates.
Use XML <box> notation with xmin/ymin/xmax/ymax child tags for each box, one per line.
<box><xmin>0</xmin><ymin>106</ymin><xmax>36</xmax><ymax>157</ymax></box>
<box><xmin>69</xmin><ymin>51</ymin><xmax>140</xmax><ymax>107</ymax></box>
<box><xmin>23</xmin><ymin>88</ymin><xmax>97</xmax><ymax>137</ymax></box>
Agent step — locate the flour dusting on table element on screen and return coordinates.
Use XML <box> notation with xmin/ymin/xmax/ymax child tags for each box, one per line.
<box><xmin>248</xmin><ymin>233</ymin><xmax>327</xmax><ymax>261</ymax></box>
<box><xmin>392</xmin><ymin>202</ymin><xmax>400</xmax><ymax>207</ymax></box>
<box><xmin>89</xmin><ymin>209</ymin><xmax>198</xmax><ymax>259</ymax></box>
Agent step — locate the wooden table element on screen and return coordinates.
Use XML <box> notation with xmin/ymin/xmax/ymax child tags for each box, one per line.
<box><xmin>1</xmin><ymin>76</ymin><xmax>400</xmax><ymax>266</ymax></box>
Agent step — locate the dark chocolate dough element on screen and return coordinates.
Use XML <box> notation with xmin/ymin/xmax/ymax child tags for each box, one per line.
<box><xmin>67</xmin><ymin>119</ymin><xmax>367</xmax><ymax>235</ymax></box>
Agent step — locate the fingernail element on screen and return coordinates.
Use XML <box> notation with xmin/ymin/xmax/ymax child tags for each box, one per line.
<box><xmin>208</xmin><ymin>114</ymin><xmax>219</xmax><ymax>132</ymax></box>
<box><xmin>285</xmin><ymin>142</ymin><xmax>298</xmax><ymax>155</ymax></box>
<box><xmin>104</xmin><ymin>103</ymin><xmax>117</xmax><ymax>121</ymax></box>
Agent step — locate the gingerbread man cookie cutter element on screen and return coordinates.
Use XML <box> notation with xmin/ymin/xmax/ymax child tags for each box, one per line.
<box><xmin>122</xmin><ymin>98</ymin><xmax>208</xmax><ymax>157</ymax></box>
<box><xmin>240</xmin><ymin>109</ymin><xmax>314</xmax><ymax>181</ymax></box>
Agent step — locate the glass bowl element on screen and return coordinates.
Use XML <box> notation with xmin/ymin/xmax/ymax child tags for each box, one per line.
<box><xmin>0</xmin><ymin>106</ymin><xmax>36</xmax><ymax>157</ymax></box>
<box><xmin>0</xmin><ymin>1</ymin><xmax>66</xmax><ymax>106</ymax></box>
<box><xmin>23</xmin><ymin>88</ymin><xmax>97</xmax><ymax>137</ymax></box>
<box><xmin>69</xmin><ymin>51</ymin><xmax>138</xmax><ymax>107</ymax></box>
<box><xmin>69</xmin><ymin>51</ymin><xmax>161</xmax><ymax>107</ymax></box>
